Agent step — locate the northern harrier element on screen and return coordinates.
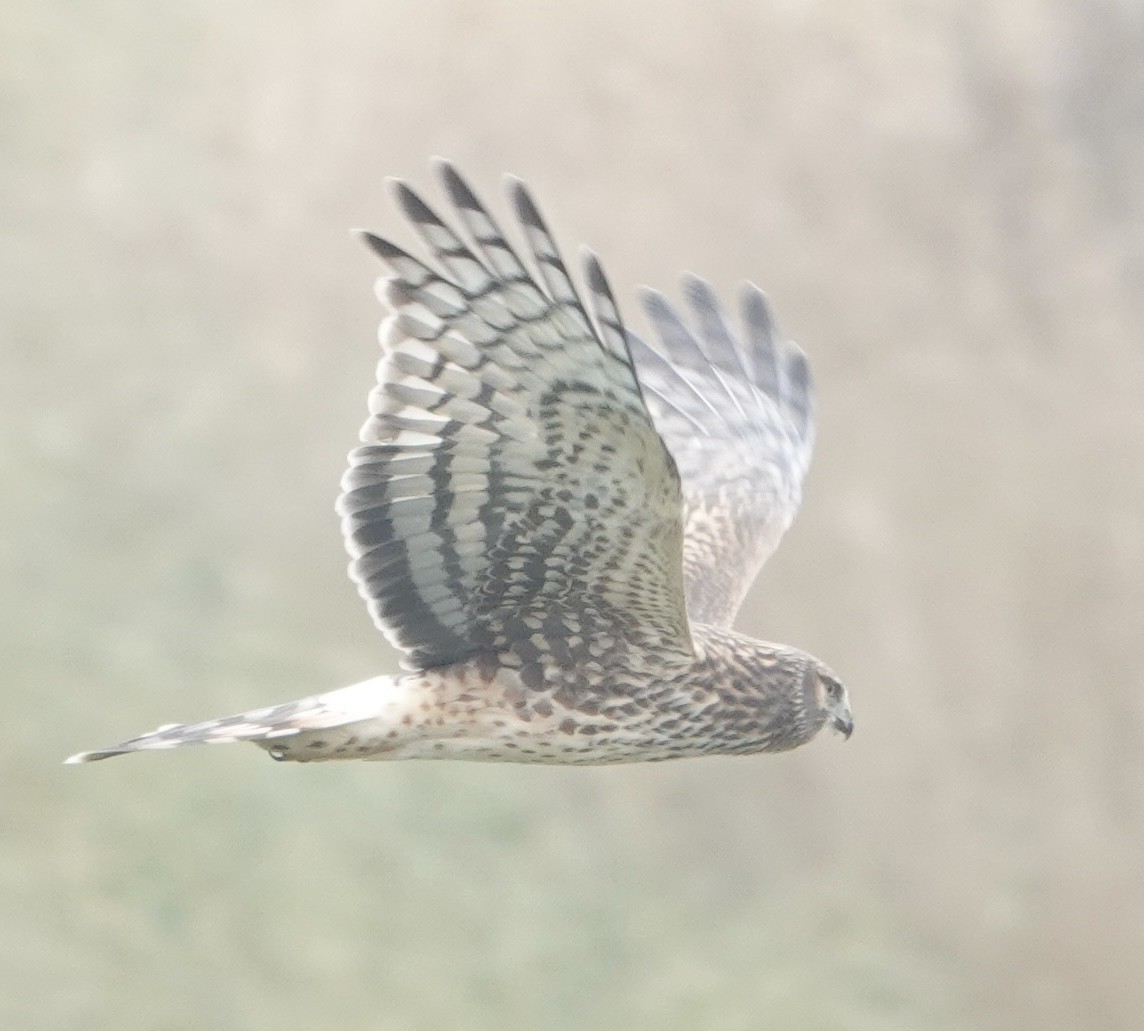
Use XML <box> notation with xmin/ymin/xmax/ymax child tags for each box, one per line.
<box><xmin>66</xmin><ymin>163</ymin><xmax>852</xmax><ymax>766</ymax></box>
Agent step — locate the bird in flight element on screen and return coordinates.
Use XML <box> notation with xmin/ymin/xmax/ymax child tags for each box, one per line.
<box><xmin>66</xmin><ymin>162</ymin><xmax>851</xmax><ymax>766</ymax></box>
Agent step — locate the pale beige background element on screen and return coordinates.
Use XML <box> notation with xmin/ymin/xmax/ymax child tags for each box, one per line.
<box><xmin>5</xmin><ymin>2</ymin><xmax>1142</xmax><ymax>1028</ymax></box>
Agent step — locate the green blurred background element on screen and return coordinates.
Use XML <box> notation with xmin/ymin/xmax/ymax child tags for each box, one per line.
<box><xmin>5</xmin><ymin>2</ymin><xmax>1142</xmax><ymax>1028</ymax></box>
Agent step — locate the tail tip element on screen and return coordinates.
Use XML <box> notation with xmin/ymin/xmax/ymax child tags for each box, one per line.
<box><xmin>64</xmin><ymin>748</ymin><xmax>124</xmax><ymax>764</ymax></box>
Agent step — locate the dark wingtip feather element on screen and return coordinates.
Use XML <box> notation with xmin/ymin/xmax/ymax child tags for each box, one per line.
<box><xmin>781</xmin><ymin>341</ymin><xmax>814</xmax><ymax>440</ymax></box>
<box><xmin>581</xmin><ymin>247</ymin><xmax>621</xmax><ymax>327</ymax></box>
<box><xmin>359</xmin><ymin>230</ymin><xmax>405</xmax><ymax>263</ymax></box>
<box><xmin>428</xmin><ymin>155</ymin><xmax>454</xmax><ymax>179</ymax></box>
<box><xmin>581</xmin><ymin>247</ymin><xmax>636</xmax><ymax>369</ymax></box>
<box><xmin>739</xmin><ymin>282</ymin><xmax>778</xmax><ymax>340</ymax></box>
<box><xmin>637</xmin><ymin>285</ymin><xmax>677</xmax><ymax>324</ymax></box>
<box><xmin>581</xmin><ymin>247</ymin><xmax>609</xmax><ymax>296</ymax></box>
<box><xmin>506</xmin><ymin>175</ymin><xmax>544</xmax><ymax>230</ymax></box>
<box><xmin>437</xmin><ymin>159</ymin><xmax>480</xmax><ymax>210</ymax></box>
<box><xmin>391</xmin><ymin>179</ymin><xmax>442</xmax><ymax>226</ymax></box>
<box><xmin>680</xmin><ymin>271</ymin><xmax>713</xmax><ymax>301</ymax></box>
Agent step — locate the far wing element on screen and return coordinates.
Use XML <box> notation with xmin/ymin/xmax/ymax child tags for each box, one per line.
<box><xmin>339</xmin><ymin>163</ymin><xmax>692</xmax><ymax>677</ymax></box>
<box><xmin>627</xmin><ymin>277</ymin><xmax>815</xmax><ymax>627</ymax></box>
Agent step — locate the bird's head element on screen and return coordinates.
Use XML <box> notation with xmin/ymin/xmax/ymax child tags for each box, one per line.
<box><xmin>808</xmin><ymin>661</ymin><xmax>853</xmax><ymax>741</ymax></box>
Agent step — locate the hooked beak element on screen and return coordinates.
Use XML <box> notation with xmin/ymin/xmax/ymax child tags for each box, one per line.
<box><xmin>832</xmin><ymin>714</ymin><xmax>854</xmax><ymax>740</ymax></box>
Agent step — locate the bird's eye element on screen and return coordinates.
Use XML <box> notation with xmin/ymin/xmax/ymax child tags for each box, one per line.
<box><xmin>824</xmin><ymin>679</ymin><xmax>840</xmax><ymax>698</ymax></box>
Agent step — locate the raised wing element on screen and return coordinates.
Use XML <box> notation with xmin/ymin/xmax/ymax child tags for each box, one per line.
<box><xmin>338</xmin><ymin>163</ymin><xmax>692</xmax><ymax>677</ymax></box>
<box><xmin>627</xmin><ymin>277</ymin><xmax>815</xmax><ymax>628</ymax></box>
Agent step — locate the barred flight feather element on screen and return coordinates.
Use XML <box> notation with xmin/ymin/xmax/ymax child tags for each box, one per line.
<box><xmin>628</xmin><ymin>278</ymin><xmax>815</xmax><ymax>627</ymax></box>
<box><xmin>339</xmin><ymin>164</ymin><xmax>691</xmax><ymax>673</ymax></box>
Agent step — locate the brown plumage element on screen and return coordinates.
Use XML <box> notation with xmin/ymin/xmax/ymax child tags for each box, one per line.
<box><xmin>65</xmin><ymin>162</ymin><xmax>851</xmax><ymax>767</ymax></box>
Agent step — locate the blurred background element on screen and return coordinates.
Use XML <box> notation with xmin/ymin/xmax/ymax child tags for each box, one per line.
<box><xmin>5</xmin><ymin>1</ymin><xmax>1142</xmax><ymax>1028</ymax></box>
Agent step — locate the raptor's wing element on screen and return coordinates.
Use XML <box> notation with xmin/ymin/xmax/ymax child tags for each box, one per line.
<box><xmin>628</xmin><ymin>277</ymin><xmax>815</xmax><ymax>627</ymax></box>
<box><xmin>339</xmin><ymin>163</ymin><xmax>692</xmax><ymax>680</ymax></box>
